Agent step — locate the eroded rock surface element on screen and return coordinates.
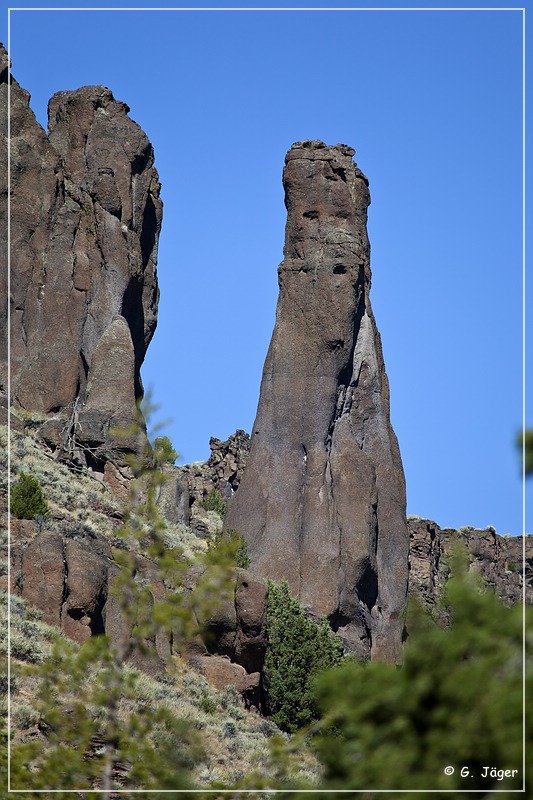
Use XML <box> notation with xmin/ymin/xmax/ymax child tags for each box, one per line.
<box><xmin>164</xmin><ymin>430</ymin><xmax>250</xmax><ymax>535</ymax></box>
<box><xmin>225</xmin><ymin>140</ymin><xmax>409</xmax><ymax>662</ymax></box>
<box><xmin>11</xmin><ymin>520</ymin><xmax>111</xmax><ymax>644</ymax></box>
<box><xmin>408</xmin><ymin>517</ymin><xmax>533</xmax><ymax>611</ymax></box>
<box><xmin>0</xmin><ymin>45</ymin><xmax>161</xmax><ymax>465</ymax></box>
<box><xmin>186</xmin><ymin>567</ymin><xmax>267</xmax><ymax>708</ymax></box>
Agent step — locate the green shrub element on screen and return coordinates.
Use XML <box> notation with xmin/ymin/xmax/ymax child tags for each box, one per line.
<box><xmin>200</xmin><ymin>694</ymin><xmax>217</xmax><ymax>715</ymax></box>
<box><xmin>153</xmin><ymin>435</ymin><xmax>178</xmax><ymax>466</ymax></box>
<box><xmin>13</xmin><ymin>703</ymin><xmax>39</xmax><ymax>730</ymax></box>
<box><xmin>311</xmin><ymin>566</ymin><xmax>531</xmax><ymax>793</ymax></box>
<box><xmin>10</xmin><ymin>473</ymin><xmax>49</xmax><ymax>520</ymax></box>
<box><xmin>265</xmin><ymin>582</ymin><xmax>344</xmax><ymax>733</ymax></box>
<box><xmin>201</xmin><ymin>488</ymin><xmax>226</xmax><ymax>518</ymax></box>
<box><xmin>207</xmin><ymin>529</ymin><xmax>250</xmax><ymax>569</ymax></box>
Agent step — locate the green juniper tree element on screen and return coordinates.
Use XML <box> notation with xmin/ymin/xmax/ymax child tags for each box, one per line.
<box><xmin>264</xmin><ymin>582</ymin><xmax>344</xmax><ymax>734</ymax></box>
<box><xmin>309</xmin><ymin>558</ymin><xmax>531</xmax><ymax>797</ymax></box>
<box><xmin>10</xmin><ymin>473</ymin><xmax>49</xmax><ymax>520</ymax></box>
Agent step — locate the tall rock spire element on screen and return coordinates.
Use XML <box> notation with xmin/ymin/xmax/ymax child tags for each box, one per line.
<box><xmin>225</xmin><ymin>140</ymin><xmax>409</xmax><ymax>662</ymax></box>
<box><xmin>0</xmin><ymin>44</ymin><xmax>161</xmax><ymax>463</ymax></box>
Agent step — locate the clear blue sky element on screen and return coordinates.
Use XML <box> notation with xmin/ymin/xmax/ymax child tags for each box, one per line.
<box><xmin>3</xmin><ymin>2</ymin><xmax>530</xmax><ymax>535</ymax></box>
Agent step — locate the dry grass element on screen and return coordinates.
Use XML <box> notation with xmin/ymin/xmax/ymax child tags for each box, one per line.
<box><xmin>1</xmin><ymin>590</ymin><xmax>319</xmax><ymax>786</ymax></box>
<box><xmin>0</xmin><ymin>423</ymin><xmax>319</xmax><ymax>788</ymax></box>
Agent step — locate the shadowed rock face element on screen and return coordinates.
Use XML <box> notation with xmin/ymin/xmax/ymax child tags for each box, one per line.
<box><xmin>0</xmin><ymin>45</ymin><xmax>161</xmax><ymax>458</ymax></box>
<box><xmin>225</xmin><ymin>140</ymin><xmax>409</xmax><ymax>662</ymax></box>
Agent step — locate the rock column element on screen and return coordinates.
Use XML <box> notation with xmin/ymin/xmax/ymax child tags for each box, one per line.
<box><xmin>225</xmin><ymin>140</ymin><xmax>409</xmax><ymax>662</ymax></box>
<box><xmin>1</xmin><ymin>45</ymin><xmax>162</xmax><ymax>462</ymax></box>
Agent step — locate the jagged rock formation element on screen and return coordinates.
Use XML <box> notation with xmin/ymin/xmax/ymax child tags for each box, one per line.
<box><xmin>172</xmin><ymin>430</ymin><xmax>250</xmax><ymax>534</ymax></box>
<box><xmin>225</xmin><ymin>140</ymin><xmax>409</xmax><ymax>662</ymax></box>
<box><xmin>408</xmin><ymin>517</ymin><xmax>533</xmax><ymax>610</ymax></box>
<box><xmin>181</xmin><ymin>430</ymin><xmax>250</xmax><ymax>504</ymax></box>
<box><xmin>0</xmin><ymin>45</ymin><xmax>161</xmax><ymax>467</ymax></box>
<box><xmin>154</xmin><ymin>430</ymin><xmax>251</xmax><ymax>535</ymax></box>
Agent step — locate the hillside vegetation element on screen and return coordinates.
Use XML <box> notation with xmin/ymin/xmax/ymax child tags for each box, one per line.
<box><xmin>0</xmin><ymin>418</ymin><xmax>318</xmax><ymax>791</ymax></box>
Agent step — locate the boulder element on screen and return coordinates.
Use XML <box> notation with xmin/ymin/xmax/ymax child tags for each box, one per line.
<box><xmin>20</xmin><ymin>531</ymin><xmax>65</xmax><ymax>628</ymax></box>
<box><xmin>192</xmin><ymin>654</ymin><xmax>258</xmax><ymax>693</ymax></box>
<box><xmin>234</xmin><ymin>569</ymin><xmax>268</xmax><ymax>673</ymax></box>
<box><xmin>16</xmin><ymin>524</ymin><xmax>111</xmax><ymax>640</ymax></box>
<box><xmin>61</xmin><ymin>538</ymin><xmax>109</xmax><ymax>643</ymax></box>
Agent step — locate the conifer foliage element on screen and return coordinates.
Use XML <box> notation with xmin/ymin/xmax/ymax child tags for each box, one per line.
<box><xmin>311</xmin><ymin>561</ymin><xmax>531</xmax><ymax>794</ymax></box>
<box><xmin>8</xmin><ymin>401</ymin><xmax>237</xmax><ymax>795</ymax></box>
<box><xmin>264</xmin><ymin>582</ymin><xmax>344</xmax><ymax>734</ymax></box>
<box><xmin>10</xmin><ymin>473</ymin><xmax>49</xmax><ymax>520</ymax></box>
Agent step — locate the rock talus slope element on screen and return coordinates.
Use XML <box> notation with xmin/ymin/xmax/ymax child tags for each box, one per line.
<box><xmin>0</xmin><ymin>45</ymin><xmax>161</xmax><ymax>462</ymax></box>
<box><xmin>225</xmin><ymin>140</ymin><xmax>409</xmax><ymax>662</ymax></box>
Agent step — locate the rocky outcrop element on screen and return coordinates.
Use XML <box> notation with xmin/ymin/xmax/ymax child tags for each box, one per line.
<box><xmin>192</xmin><ymin>656</ymin><xmax>261</xmax><ymax>709</ymax></box>
<box><xmin>0</xmin><ymin>45</ymin><xmax>161</xmax><ymax>465</ymax></box>
<box><xmin>155</xmin><ymin>466</ymin><xmax>191</xmax><ymax>527</ymax></box>
<box><xmin>185</xmin><ymin>567</ymin><xmax>268</xmax><ymax>707</ymax></box>
<box><xmin>160</xmin><ymin>430</ymin><xmax>250</xmax><ymax>535</ymax></box>
<box><xmin>203</xmin><ymin>430</ymin><xmax>250</xmax><ymax>500</ymax></box>
<box><xmin>408</xmin><ymin>517</ymin><xmax>533</xmax><ymax>610</ymax></box>
<box><xmin>8</xmin><ymin>511</ymin><xmax>267</xmax><ymax>697</ymax></box>
<box><xmin>10</xmin><ymin>519</ymin><xmax>111</xmax><ymax>643</ymax></box>
<box><xmin>225</xmin><ymin>141</ymin><xmax>408</xmax><ymax>662</ymax></box>
<box><xmin>181</xmin><ymin>430</ymin><xmax>250</xmax><ymax>504</ymax></box>
<box><xmin>199</xmin><ymin>568</ymin><xmax>268</xmax><ymax>673</ymax></box>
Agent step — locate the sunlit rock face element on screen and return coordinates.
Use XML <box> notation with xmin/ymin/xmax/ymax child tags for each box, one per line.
<box><xmin>225</xmin><ymin>140</ymin><xmax>409</xmax><ymax>662</ymax></box>
<box><xmin>0</xmin><ymin>44</ymin><xmax>161</xmax><ymax>460</ymax></box>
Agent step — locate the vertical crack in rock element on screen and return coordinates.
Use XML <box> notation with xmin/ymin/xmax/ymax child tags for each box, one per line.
<box><xmin>225</xmin><ymin>139</ymin><xmax>409</xmax><ymax>662</ymax></box>
<box><xmin>0</xmin><ymin>44</ymin><xmax>162</xmax><ymax>463</ymax></box>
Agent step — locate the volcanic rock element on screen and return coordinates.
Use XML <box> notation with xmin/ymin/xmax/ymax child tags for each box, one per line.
<box><xmin>20</xmin><ymin>530</ymin><xmax>65</xmax><ymax>628</ymax></box>
<box><xmin>407</xmin><ymin>517</ymin><xmax>533</xmax><ymax>610</ymax></box>
<box><xmin>0</xmin><ymin>45</ymin><xmax>161</xmax><ymax>465</ymax></box>
<box><xmin>225</xmin><ymin>140</ymin><xmax>409</xmax><ymax>662</ymax></box>
<box><xmin>174</xmin><ymin>430</ymin><xmax>250</xmax><ymax>533</ymax></box>
<box><xmin>204</xmin><ymin>430</ymin><xmax>250</xmax><ymax>500</ymax></box>
<box><xmin>155</xmin><ymin>467</ymin><xmax>191</xmax><ymax>526</ymax></box>
<box><xmin>191</xmin><ymin>567</ymin><xmax>267</xmax><ymax>671</ymax></box>
<box><xmin>14</xmin><ymin>524</ymin><xmax>112</xmax><ymax>640</ymax></box>
<box><xmin>183</xmin><ymin>566</ymin><xmax>267</xmax><ymax>705</ymax></box>
<box><xmin>192</xmin><ymin>655</ymin><xmax>261</xmax><ymax>697</ymax></box>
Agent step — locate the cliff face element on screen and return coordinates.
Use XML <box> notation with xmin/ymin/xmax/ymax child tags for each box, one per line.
<box><xmin>408</xmin><ymin>517</ymin><xmax>532</xmax><ymax>610</ymax></box>
<box><xmin>4</xmin><ymin>47</ymin><xmax>526</xmax><ymax>678</ymax></box>
<box><xmin>225</xmin><ymin>141</ymin><xmax>409</xmax><ymax>662</ymax></box>
<box><xmin>0</xmin><ymin>45</ymin><xmax>161</xmax><ymax>464</ymax></box>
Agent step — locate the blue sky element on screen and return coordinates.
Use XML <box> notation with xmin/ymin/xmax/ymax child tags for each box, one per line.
<box><xmin>3</xmin><ymin>2</ymin><xmax>530</xmax><ymax>534</ymax></box>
